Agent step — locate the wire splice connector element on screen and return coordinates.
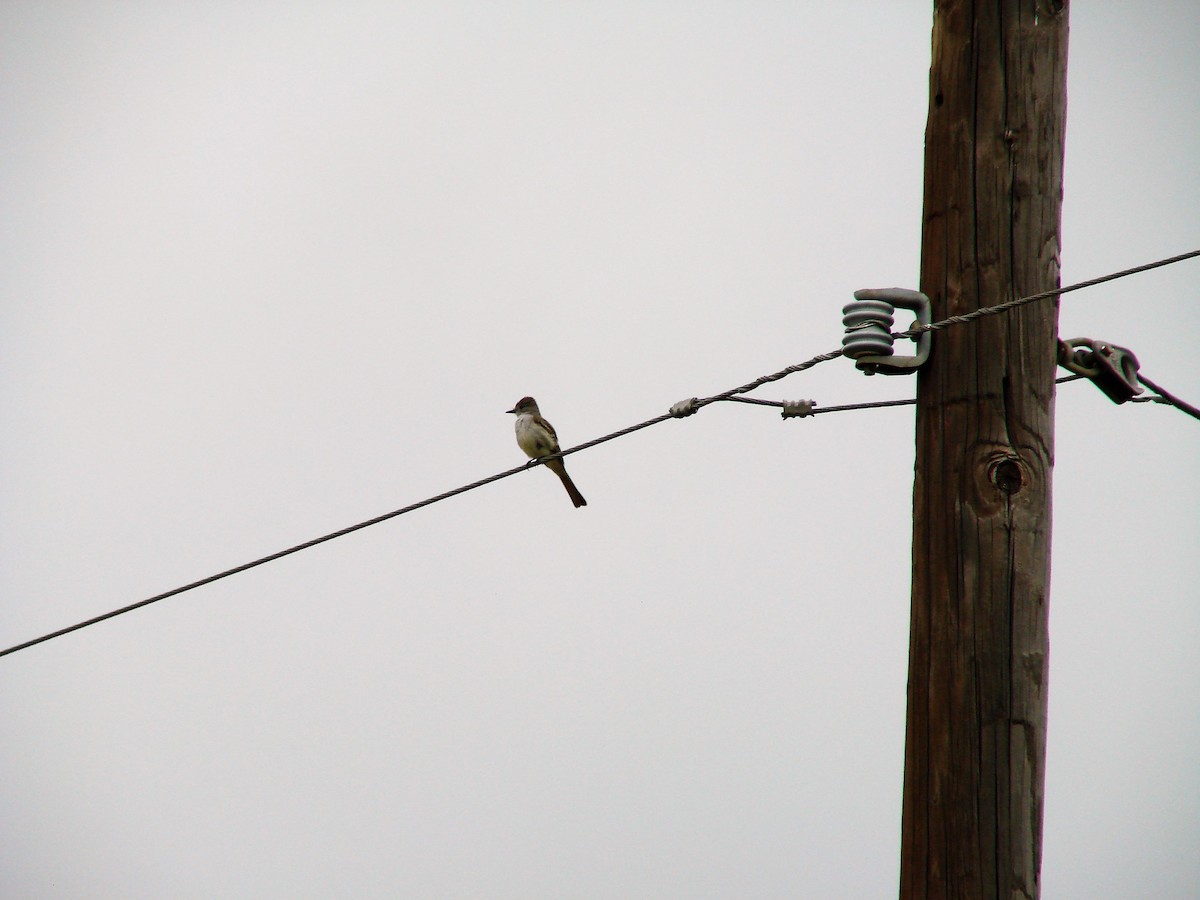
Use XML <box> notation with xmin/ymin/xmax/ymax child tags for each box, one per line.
<box><xmin>781</xmin><ymin>399</ymin><xmax>817</xmax><ymax>419</ymax></box>
<box><xmin>669</xmin><ymin>398</ymin><xmax>700</xmax><ymax>418</ymax></box>
<box><xmin>842</xmin><ymin>288</ymin><xmax>932</xmax><ymax>375</ymax></box>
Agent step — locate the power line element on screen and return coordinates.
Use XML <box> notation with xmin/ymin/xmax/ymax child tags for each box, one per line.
<box><xmin>726</xmin><ymin>375</ymin><xmax>1098</xmax><ymax>416</ymax></box>
<box><xmin>725</xmin><ymin>393</ymin><xmax>919</xmax><ymax>414</ymax></box>
<box><xmin>2</xmin><ymin>249</ymin><xmax>1197</xmax><ymax>659</ymax></box>
<box><xmin>1137</xmin><ymin>373</ymin><xmax>1200</xmax><ymax>421</ymax></box>
<box><xmin>898</xmin><ymin>248</ymin><xmax>1200</xmax><ymax>339</ymax></box>
<box><xmin>0</xmin><ymin>463</ymin><xmax>545</xmax><ymax>659</ymax></box>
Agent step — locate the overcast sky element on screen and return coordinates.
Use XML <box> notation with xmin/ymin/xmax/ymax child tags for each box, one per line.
<box><xmin>2</xmin><ymin>3</ymin><xmax>1198</xmax><ymax>898</ymax></box>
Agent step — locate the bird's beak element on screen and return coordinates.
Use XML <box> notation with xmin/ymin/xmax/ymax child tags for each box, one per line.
<box><xmin>505</xmin><ymin>406</ymin><xmax>516</xmax><ymax>414</ymax></box>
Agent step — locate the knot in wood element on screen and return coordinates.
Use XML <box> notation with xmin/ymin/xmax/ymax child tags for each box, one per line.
<box><xmin>990</xmin><ymin>456</ymin><xmax>1024</xmax><ymax>495</ymax></box>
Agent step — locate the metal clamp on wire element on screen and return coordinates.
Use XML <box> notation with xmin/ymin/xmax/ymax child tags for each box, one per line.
<box><xmin>842</xmin><ymin>288</ymin><xmax>932</xmax><ymax>375</ymax></box>
<box><xmin>781</xmin><ymin>399</ymin><xmax>816</xmax><ymax>419</ymax></box>
<box><xmin>669</xmin><ymin>398</ymin><xmax>700</xmax><ymax>418</ymax></box>
<box><xmin>1058</xmin><ymin>338</ymin><xmax>1143</xmax><ymax>404</ymax></box>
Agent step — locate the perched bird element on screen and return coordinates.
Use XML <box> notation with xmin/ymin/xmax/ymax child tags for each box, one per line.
<box><xmin>506</xmin><ymin>396</ymin><xmax>587</xmax><ymax>508</ymax></box>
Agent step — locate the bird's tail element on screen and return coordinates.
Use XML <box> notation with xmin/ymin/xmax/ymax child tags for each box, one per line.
<box><xmin>547</xmin><ymin>460</ymin><xmax>587</xmax><ymax>508</ymax></box>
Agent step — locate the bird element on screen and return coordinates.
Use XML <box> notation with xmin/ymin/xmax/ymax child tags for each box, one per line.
<box><xmin>506</xmin><ymin>396</ymin><xmax>587</xmax><ymax>508</ymax></box>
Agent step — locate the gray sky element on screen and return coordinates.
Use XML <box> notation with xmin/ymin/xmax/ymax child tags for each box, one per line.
<box><xmin>2</xmin><ymin>3</ymin><xmax>1198</xmax><ymax>898</ymax></box>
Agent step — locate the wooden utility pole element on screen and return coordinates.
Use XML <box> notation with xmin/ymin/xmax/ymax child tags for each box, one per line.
<box><xmin>900</xmin><ymin>2</ymin><xmax>1069</xmax><ymax>898</ymax></box>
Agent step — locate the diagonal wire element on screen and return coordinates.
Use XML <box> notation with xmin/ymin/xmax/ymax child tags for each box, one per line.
<box><xmin>0</xmin><ymin>461</ymin><xmax>548</xmax><ymax>658</ymax></box>
<box><xmin>724</xmin><ymin>374</ymin><xmax>1089</xmax><ymax>416</ymax></box>
<box><xmin>1136</xmin><ymin>374</ymin><xmax>1200</xmax><ymax>421</ymax></box>
<box><xmin>2</xmin><ymin>250</ymin><xmax>1198</xmax><ymax>659</ymax></box>
<box><xmin>896</xmin><ymin>248</ymin><xmax>1200</xmax><ymax>339</ymax></box>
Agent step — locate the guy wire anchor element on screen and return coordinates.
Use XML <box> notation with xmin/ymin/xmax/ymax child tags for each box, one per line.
<box><xmin>1058</xmin><ymin>337</ymin><xmax>1143</xmax><ymax>403</ymax></box>
<box><xmin>841</xmin><ymin>288</ymin><xmax>932</xmax><ymax>375</ymax></box>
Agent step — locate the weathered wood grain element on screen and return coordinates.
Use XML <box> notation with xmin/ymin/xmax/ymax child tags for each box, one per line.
<box><xmin>899</xmin><ymin>2</ymin><xmax>1068</xmax><ymax>898</ymax></box>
